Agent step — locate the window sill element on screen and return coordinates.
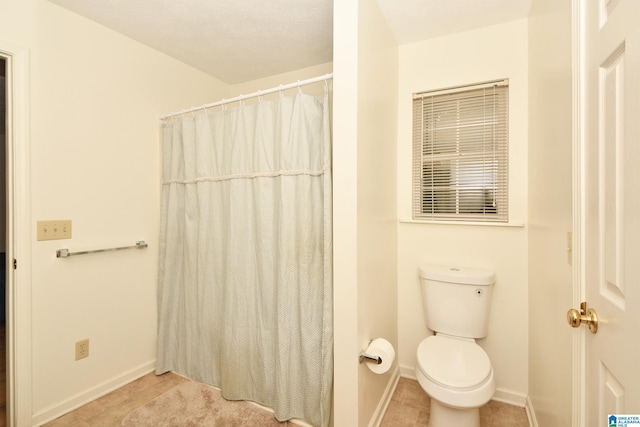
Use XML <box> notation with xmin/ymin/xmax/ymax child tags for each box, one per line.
<box><xmin>399</xmin><ymin>218</ymin><xmax>526</xmax><ymax>228</ymax></box>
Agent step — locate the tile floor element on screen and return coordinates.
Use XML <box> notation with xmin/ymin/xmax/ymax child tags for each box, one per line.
<box><xmin>42</xmin><ymin>372</ymin><xmax>529</xmax><ymax>426</ymax></box>
<box><xmin>381</xmin><ymin>377</ymin><xmax>530</xmax><ymax>427</ymax></box>
<box><xmin>42</xmin><ymin>372</ymin><xmax>190</xmax><ymax>426</ymax></box>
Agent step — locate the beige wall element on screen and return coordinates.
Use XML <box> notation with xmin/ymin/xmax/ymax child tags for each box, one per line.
<box><xmin>332</xmin><ymin>0</ymin><xmax>360</xmax><ymax>424</ymax></box>
<box><xmin>396</xmin><ymin>19</ymin><xmax>530</xmax><ymax>404</ymax></box>
<box><xmin>230</xmin><ymin>62</ymin><xmax>332</xmax><ymax>101</ymax></box>
<box><xmin>2</xmin><ymin>0</ymin><xmax>575</xmax><ymax>424</ymax></box>
<box><xmin>0</xmin><ymin>0</ymin><xmax>228</xmax><ymax>423</ymax></box>
<box><xmin>333</xmin><ymin>0</ymin><xmax>399</xmax><ymax>425</ymax></box>
<box><xmin>356</xmin><ymin>0</ymin><xmax>399</xmax><ymax>425</ymax></box>
<box><xmin>1</xmin><ymin>0</ymin><xmax>336</xmax><ymax>424</ymax></box>
<box><xmin>527</xmin><ymin>0</ymin><xmax>574</xmax><ymax>424</ymax></box>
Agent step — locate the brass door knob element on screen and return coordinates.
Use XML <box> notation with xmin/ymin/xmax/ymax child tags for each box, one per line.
<box><xmin>567</xmin><ymin>301</ymin><xmax>598</xmax><ymax>333</ymax></box>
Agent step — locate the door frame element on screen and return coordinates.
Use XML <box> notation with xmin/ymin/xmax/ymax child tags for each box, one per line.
<box><xmin>571</xmin><ymin>1</ymin><xmax>587</xmax><ymax>426</ymax></box>
<box><xmin>0</xmin><ymin>41</ymin><xmax>32</xmax><ymax>427</ymax></box>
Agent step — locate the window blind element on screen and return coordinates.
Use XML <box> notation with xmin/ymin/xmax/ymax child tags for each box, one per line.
<box><xmin>412</xmin><ymin>80</ymin><xmax>509</xmax><ymax>222</ymax></box>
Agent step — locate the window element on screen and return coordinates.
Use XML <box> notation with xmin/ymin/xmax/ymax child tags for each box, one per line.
<box><xmin>412</xmin><ymin>80</ymin><xmax>509</xmax><ymax>222</ymax></box>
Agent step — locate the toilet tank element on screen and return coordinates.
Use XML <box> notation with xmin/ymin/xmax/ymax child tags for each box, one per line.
<box><xmin>419</xmin><ymin>265</ymin><xmax>495</xmax><ymax>339</ymax></box>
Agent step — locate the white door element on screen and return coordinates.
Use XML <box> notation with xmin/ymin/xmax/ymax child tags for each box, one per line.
<box><xmin>580</xmin><ymin>0</ymin><xmax>640</xmax><ymax>424</ymax></box>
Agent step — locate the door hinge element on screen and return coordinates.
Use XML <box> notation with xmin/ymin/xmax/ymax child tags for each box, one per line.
<box><xmin>13</xmin><ymin>259</ymin><xmax>17</xmax><ymax>269</ymax></box>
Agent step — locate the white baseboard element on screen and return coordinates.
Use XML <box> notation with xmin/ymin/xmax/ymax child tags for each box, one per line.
<box><xmin>492</xmin><ymin>388</ymin><xmax>528</xmax><ymax>408</ymax></box>
<box><xmin>32</xmin><ymin>360</ymin><xmax>156</xmax><ymax>426</ymax></box>
<box><xmin>525</xmin><ymin>395</ymin><xmax>538</xmax><ymax>427</ymax></box>
<box><xmin>368</xmin><ymin>365</ymin><xmax>400</xmax><ymax>427</ymax></box>
<box><xmin>399</xmin><ymin>363</ymin><xmax>416</xmax><ymax>380</ymax></box>
<box><xmin>253</xmin><ymin>365</ymin><xmax>401</xmax><ymax>427</ymax></box>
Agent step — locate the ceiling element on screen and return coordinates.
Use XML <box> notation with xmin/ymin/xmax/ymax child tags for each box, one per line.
<box><xmin>47</xmin><ymin>0</ymin><xmax>533</xmax><ymax>85</ymax></box>
<box><xmin>377</xmin><ymin>0</ymin><xmax>533</xmax><ymax>44</ymax></box>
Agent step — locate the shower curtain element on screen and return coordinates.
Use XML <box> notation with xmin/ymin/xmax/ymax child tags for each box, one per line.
<box><xmin>156</xmin><ymin>86</ymin><xmax>332</xmax><ymax>427</ymax></box>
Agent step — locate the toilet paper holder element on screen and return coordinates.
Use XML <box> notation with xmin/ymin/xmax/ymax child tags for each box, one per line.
<box><xmin>359</xmin><ymin>340</ymin><xmax>383</xmax><ymax>365</ymax></box>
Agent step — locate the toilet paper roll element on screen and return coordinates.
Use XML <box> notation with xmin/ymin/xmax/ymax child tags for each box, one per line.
<box><xmin>365</xmin><ymin>338</ymin><xmax>395</xmax><ymax>374</ymax></box>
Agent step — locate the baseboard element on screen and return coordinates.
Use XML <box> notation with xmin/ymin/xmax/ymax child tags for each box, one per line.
<box><xmin>250</xmin><ymin>366</ymin><xmax>400</xmax><ymax>427</ymax></box>
<box><xmin>525</xmin><ymin>395</ymin><xmax>538</xmax><ymax>427</ymax></box>
<box><xmin>492</xmin><ymin>388</ymin><xmax>528</xmax><ymax>407</ymax></box>
<box><xmin>32</xmin><ymin>359</ymin><xmax>156</xmax><ymax>426</ymax></box>
<box><xmin>368</xmin><ymin>365</ymin><xmax>400</xmax><ymax>427</ymax></box>
<box><xmin>399</xmin><ymin>363</ymin><xmax>416</xmax><ymax>380</ymax></box>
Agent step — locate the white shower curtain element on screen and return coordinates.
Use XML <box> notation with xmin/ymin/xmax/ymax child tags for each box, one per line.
<box><xmin>156</xmin><ymin>87</ymin><xmax>332</xmax><ymax>427</ymax></box>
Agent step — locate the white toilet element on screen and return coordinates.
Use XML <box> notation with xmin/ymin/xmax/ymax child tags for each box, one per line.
<box><xmin>415</xmin><ymin>265</ymin><xmax>496</xmax><ymax>427</ymax></box>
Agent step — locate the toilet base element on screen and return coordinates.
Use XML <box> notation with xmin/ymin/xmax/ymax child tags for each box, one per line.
<box><xmin>429</xmin><ymin>398</ymin><xmax>480</xmax><ymax>427</ymax></box>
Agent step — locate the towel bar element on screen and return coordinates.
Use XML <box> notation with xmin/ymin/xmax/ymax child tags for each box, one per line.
<box><xmin>57</xmin><ymin>241</ymin><xmax>148</xmax><ymax>258</ymax></box>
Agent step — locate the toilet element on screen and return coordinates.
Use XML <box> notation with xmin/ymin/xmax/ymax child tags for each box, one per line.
<box><xmin>415</xmin><ymin>265</ymin><xmax>496</xmax><ymax>427</ymax></box>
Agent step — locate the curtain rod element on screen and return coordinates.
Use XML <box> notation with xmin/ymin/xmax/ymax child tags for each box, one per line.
<box><xmin>161</xmin><ymin>73</ymin><xmax>333</xmax><ymax>120</ymax></box>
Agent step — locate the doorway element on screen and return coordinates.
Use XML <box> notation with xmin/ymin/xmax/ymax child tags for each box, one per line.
<box><xmin>0</xmin><ymin>42</ymin><xmax>32</xmax><ymax>427</ymax></box>
<box><xmin>0</xmin><ymin>57</ymin><xmax>6</xmax><ymax>427</ymax></box>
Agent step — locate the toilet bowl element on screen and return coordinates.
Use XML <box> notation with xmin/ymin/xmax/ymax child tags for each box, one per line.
<box><xmin>415</xmin><ymin>334</ymin><xmax>495</xmax><ymax>426</ymax></box>
<box><xmin>416</xmin><ymin>265</ymin><xmax>496</xmax><ymax>427</ymax></box>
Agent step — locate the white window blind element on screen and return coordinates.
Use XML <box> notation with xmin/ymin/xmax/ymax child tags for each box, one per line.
<box><xmin>412</xmin><ymin>80</ymin><xmax>509</xmax><ymax>222</ymax></box>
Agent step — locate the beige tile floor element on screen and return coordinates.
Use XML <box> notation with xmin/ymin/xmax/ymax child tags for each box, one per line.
<box><xmin>381</xmin><ymin>377</ymin><xmax>530</xmax><ymax>427</ymax></box>
<box><xmin>42</xmin><ymin>372</ymin><xmax>190</xmax><ymax>426</ymax></box>
<box><xmin>42</xmin><ymin>372</ymin><xmax>529</xmax><ymax>427</ymax></box>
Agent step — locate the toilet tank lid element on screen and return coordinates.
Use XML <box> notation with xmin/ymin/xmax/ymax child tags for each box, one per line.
<box><xmin>419</xmin><ymin>265</ymin><xmax>495</xmax><ymax>285</ymax></box>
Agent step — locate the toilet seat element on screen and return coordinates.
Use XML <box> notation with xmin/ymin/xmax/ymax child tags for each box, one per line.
<box><xmin>417</xmin><ymin>335</ymin><xmax>491</xmax><ymax>390</ymax></box>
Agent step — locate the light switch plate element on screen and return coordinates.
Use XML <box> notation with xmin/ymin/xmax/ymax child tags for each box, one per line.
<box><xmin>37</xmin><ymin>220</ymin><xmax>72</xmax><ymax>241</ymax></box>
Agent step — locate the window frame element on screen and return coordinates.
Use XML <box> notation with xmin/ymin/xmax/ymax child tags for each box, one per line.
<box><xmin>412</xmin><ymin>79</ymin><xmax>509</xmax><ymax>223</ymax></box>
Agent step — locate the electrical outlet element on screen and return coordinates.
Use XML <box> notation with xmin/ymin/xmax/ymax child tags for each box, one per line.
<box><xmin>37</xmin><ymin>220</ymin><xmax>72</xmax><ymax>241</ymax></box>
<box><xmin>75</xmin><ymin>339</ymin><xmax>89</xmax><ymax>360</ymax></box>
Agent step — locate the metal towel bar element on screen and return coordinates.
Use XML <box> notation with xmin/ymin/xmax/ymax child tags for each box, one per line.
<box><xmin>56</xmin><ymin>241</ymin><xmax>148</xmax><ymax>258</ymax></box>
